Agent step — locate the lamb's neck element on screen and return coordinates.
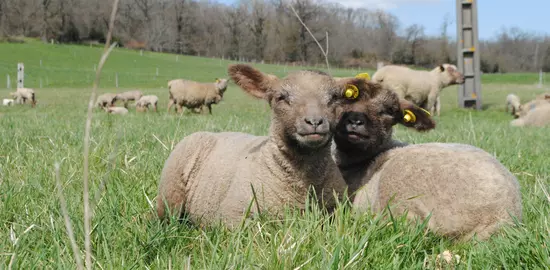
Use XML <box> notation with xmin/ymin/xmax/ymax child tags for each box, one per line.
<box><xmin>260</xmin><ymin>138</ymin><xmax>336</xmax><ymax>187</ymax></box>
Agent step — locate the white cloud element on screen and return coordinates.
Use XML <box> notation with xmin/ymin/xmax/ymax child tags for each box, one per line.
<box><xmin>333</xmin><ymin>0</ymin><xmax>441</xmax><ymax>10</ymax></box>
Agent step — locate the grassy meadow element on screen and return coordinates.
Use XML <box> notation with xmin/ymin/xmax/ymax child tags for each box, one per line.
<box><xmin>0</xmin><ymin>40</ymin><xmax>549</xmax><ymax>268</ymax></box>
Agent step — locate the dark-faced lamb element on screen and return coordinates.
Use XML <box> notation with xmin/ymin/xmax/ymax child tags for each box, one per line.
<box><xmin>331</xmin><ymin>81</ymin><xmax>522</xmax><ymax>242</ymax></box>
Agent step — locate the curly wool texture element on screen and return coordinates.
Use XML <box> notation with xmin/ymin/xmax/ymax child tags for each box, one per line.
<box><xmin>167</xmin><ymin>78</ymin><xmax>229</xmax><ymax>114</ymax></box>
<box><xmin>371</xmin><ymin>64</ymin><xmax>463</xmax><ymax>116</ymax></box>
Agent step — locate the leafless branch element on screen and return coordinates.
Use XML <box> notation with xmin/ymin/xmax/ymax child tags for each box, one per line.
<box><xmin>289</xmin><ymin>4</ymin><xmax>330</xmax><ymax>72</ymax></box>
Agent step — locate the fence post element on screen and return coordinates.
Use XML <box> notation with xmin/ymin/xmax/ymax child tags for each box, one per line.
<box><xmin>116</xmin><ymin>73</ymin><xmax>119</xmax><ymax>88</ymax></box>
<box><xmin>7</xmin><ymin>74</ymin><xmax>10</xmax><ymax>89</ymax></box>
<box><xmin>17</xmin><ymin>63</ymin><xmax>24</xmax><ymax>88</ymax></box>
<box><xmin>156</xmin><ymin>67</ymin><xmax>159</xmax><ymax>76</ymax></box>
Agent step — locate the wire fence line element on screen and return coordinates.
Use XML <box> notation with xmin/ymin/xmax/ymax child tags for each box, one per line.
<box><xmin>0</xmin><ymin>53</ymin><xmax>372</xmax><ymax>89</ymax></box>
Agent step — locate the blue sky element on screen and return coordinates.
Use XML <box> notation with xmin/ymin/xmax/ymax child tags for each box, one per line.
<box><xmin>217</xmin><ymin>0</ymin><xmax>550</xmax><ymax>40</ymax></box>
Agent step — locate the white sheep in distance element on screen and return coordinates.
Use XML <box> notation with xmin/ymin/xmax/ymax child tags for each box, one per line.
<box><xmin>104</xmin><ymin>106</ymin><xmax>129</xmax><ymax>115</ymax></box>
<box><xmin>96</xmin><ymin>93</ymin><xmax>118</xmax><ymax>108</ymax></box>
<box><xmin>371</xmin><ymin>64</ymin><xmax>465</xmax><ymax>116</ymax></box>
<box><xmin>115</xmin><ymin>90</ymin><xmax>143</xmax><ymax>108</ymax></box>
<box><xmin>135</xmin><ymin>95</ymin><xmax>159</xmax><ymax>112</ymax></box>
<box><xmin>10</xmin><ymin>88</ymin><xmax>36</xmax><ymax>107</ymax></box>
<box><xmin>505</xmin><ymin>94</ymin><xmax>521</xmax><ymax>116</ymax></box>
<box><xmin>166</xmin><ymin>78</ymin><xmax>228</xmax><ymax>114</ymax></box>
<box><xmin>2</xmin><ymin>99</ymin><xmax>14</xmax><ymax>106</ymax></box>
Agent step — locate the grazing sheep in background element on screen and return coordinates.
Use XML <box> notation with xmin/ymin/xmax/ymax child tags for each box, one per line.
<box><xmin>514</xmin><ymin>98</ymin><xmax>550</xmax><ymax>118</ymax></box>
<box><xmin>115</xmin><ymin>90</ymin><xmax>143</xmax><ymax>108</ymax></box>
<box><xmin>510</xmin><ymin>103</ymin><xmax>550</xmax><ymax>127</ymax></box>
<box><xmin>104</xmin><ymin>106</ymin><xmax>128</xmax><ymax>115</ymax></box>
<box><xmin>371</xmin><ymin>64</ymin><xmax>465</xmax><ymax>116</ymax></box>
<box><xmin>10</xmin><ymin>88</ymin><xmax>36</xmax><ymax>107</ymax></box>
<box><xmin>505</xmin><ymin>94</ymin><xmax>521</xmax><ymax>116</ymax></box>
<box><xmin>156</xmin><ymin>64</ymin><xmax>364</xmax><ymax>227</ymax></box>
<box><xmin>2</xmin><ymin>99</ymin><xmax>14</xmax><ymax>106</ymax></box>
<box><xmin>331</xmin><ymin>85</ymin><xmax>522</xmax><ymax>242</ymax></box>
<box><xmin>96</xmin><ymin>93</ymin><xmax>118</xmax><ymax>108</ymax></box>
<box><xmin>166</xmin><ymin>78</ymin><xmax>228</xmax><ymax>114</ymax></box>
<box><xmin>135</xmin><ymin>95</ymin><xmax>159</xmax><ymax>112</ymax></box>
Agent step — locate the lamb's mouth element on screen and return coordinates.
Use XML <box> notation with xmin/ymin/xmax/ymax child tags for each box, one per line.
<box><xmin>340</xmin><ymin>130</ymin><xmax>368</xmax><ymax>142</ymax></box>
<box><xmin>296</xmin><ymin>132</ymin><xmax>331</xmax><ymax>146</ymax></box>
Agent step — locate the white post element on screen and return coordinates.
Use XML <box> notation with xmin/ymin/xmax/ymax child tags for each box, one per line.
<box><xmin>156</xmin><ymin>67</ymin><xmax>159</xmax><ymax>76</ymax></box>
<box><xmin>140</xmin><ymin>49</ymin><xmax>143</xmax><ymax>56</ymax></box>
<box><xmin>115</xmin><ymin>73</ymin><xmax>119</xmax><ymax>88</ymax></box>
<box><xmin>17</xmin><ymin>63</ymin><xmax>24</xmax><ymax>88</ymax></box>
<box><xmin>7</xmin><ymin>74</ymin><xmax>10</xmax><ymax>89</ymax></box>
<box><xmin>176</xmin><ymin>55</ymin><xmax>179</xmax><ymax>62</ymax></box>
<box><xmin>40</xmin><ymin>59</ymin><xmax>42</xmax><ymax>67</ymax></box>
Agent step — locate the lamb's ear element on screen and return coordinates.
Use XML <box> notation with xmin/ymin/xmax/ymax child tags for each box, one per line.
<box><xmin>228</xmin><ymin>64</ymin><xmax>275</xmax><ymax>99</ymax></box>
<box><xmin>545</xmin><ymin>94</ymin><xmax>550</xmax><ymax>100</ymax></box>
<box><xmin>396</xmin><ymin>99</ymin><xmax>436</xmax><ymax>132</ymax></box>
<box><xmin>439</xmin><ymin>65</ymin><xmax>445</xmax><ymax>72</ymax></box>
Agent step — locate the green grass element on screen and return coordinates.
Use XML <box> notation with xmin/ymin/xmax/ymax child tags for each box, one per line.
<box><xmin>0</xmin><ymin>41</ymin><xmax>549</xmax><ymax>268</ymax></box>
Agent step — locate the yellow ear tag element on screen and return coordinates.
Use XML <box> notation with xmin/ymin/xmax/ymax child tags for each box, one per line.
<box><xmin>355</xmin><ymin>72</ymin><xmax>371</xmax><ymax>80</ymax></box>
<box><xmin>418</xmin><ymin>107</ymin><xmax>431</xmax><ymax>116</ymax></box>
<box><xmin>215</xmin><ymin>79</ymin><xmax>220</xmax><ymax>83</ymax></box>
<box><xmin>403</xmin><ymin>109</ymin><xmax>417</xmax><ymax>123</ymax></box>
<box><xmin>344</xmin><ymin>84</ymin><xmax>359</xmax><ymax>99</ymax></box>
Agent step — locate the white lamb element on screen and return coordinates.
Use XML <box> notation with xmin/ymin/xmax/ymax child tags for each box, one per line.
<box><xmin>505</xmin><ymin>94</ymin><xmax>521</xmax><ymax>116</ymax></box>
<box><xmin>371</xmin><ymin>64</ymin><xmax>465</xmax><ymax>116</ymax></box>
<box><xmin>2</xmin><ymin>99</ymin><xmax>14</xmax><ymax>106</ymax></box>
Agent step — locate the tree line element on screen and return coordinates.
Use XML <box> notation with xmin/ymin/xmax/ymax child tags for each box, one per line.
<box><xmin>1</xmin><ymin>0</ymin><xmax>549</xmax><ymax>73</ymax></box>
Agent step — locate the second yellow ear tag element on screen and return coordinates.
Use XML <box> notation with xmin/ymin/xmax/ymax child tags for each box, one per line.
<box><xmin>344</xmin><ymin>84</ymin><xmax>359</xmax><ymax>99</ymax></box>
<box><xmin>355</xmin><ymin>72</ymin><xmax>371</xmax><ymax>80</ymax></box>
<box><xmin>215</xmin><ymin>78</ymin><xmax>220</xmax><ymax>83</ymax></box>
<box><xmin>403</xmin><ymin>109</ymin><xmax>417</xmax><ymax>123</ymax></box>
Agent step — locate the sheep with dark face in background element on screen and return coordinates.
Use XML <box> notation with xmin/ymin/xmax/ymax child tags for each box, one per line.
<box><xmin>371</xmin><ymin>64</ymin><xmax>464</xmax><ymax>116</ymax></box>
<box><xmin>510</xmin><ymin>102</ymin><xmax>550</xmax><ymax>127</ymax></box>
<box><xmin>331</xmin><ymin>80</ymin><xmax>522</xmax><ymax>242</ymax></box>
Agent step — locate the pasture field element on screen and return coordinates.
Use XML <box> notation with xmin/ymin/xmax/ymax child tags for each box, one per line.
<box><xmin>0</xmin><ymin>41</ymin><xmax>549</xmax><ymax>268</ymax></box>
